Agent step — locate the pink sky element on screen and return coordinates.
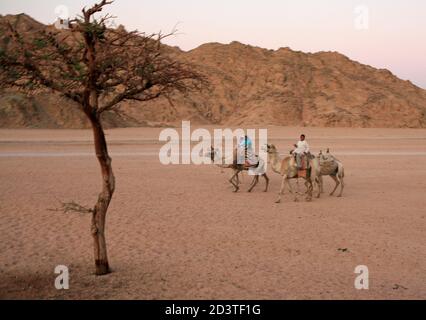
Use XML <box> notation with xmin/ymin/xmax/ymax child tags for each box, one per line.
<box><xmin>1</xmin><ymin>0</ymin><xmax>425</xmax><ymax>88</ymax></box>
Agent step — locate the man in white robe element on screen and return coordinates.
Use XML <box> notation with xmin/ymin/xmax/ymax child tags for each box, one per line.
<box><xmin>293</xmin><ymin>134</ymin><xmax>310</xmax><ymax>169</ymax></box>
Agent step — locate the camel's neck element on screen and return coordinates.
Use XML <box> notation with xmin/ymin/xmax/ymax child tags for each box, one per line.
<box><xmin>268</xmin><ymin>151</ymin><xmax>282</xmax><ymax>174</ymax></box>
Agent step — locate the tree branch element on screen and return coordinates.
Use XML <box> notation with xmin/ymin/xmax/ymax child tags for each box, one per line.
<box><xmin>49</xmin><ymin>200</ymin><xmax>94</xmax><ymax>214</ymax></box>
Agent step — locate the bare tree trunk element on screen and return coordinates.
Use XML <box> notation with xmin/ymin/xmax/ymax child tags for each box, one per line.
<box><xmin>88</xmin><ymin>112</ymin><xmax>115</xmax><ymax>275</ymax></box>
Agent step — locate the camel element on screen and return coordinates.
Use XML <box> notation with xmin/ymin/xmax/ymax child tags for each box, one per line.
<box><xmin>208</xmin><ymin>147</ymin><xmax>269</xmax><ymax>193</ymax></box>
<box><xmin>317</xmin><ymin>149</ymin><xmax>345</xmax><ymax>197</ymax></box>
<box><xmin>265</xmin><ymin>144</ymin><xmax>321</xmax><ymax>202</ymax></box>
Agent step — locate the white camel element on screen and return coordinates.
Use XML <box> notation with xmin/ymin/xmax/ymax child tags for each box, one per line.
<box><xmin>317</xmin><ymin>149</ymin><xmax>345</xmax><ymax>197</ymax></box>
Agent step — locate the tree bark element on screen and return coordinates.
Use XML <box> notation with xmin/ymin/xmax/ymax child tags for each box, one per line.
<box><xmin>88</xmin><ymin>112</ymin><xmax>115</xmax><ymax>275</ymax></box>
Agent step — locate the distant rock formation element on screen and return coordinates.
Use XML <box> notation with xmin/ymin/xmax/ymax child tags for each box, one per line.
<box><xmin>1</xmin><ymin>14</ymin><xmax>425</xmax><ymax>128</ymax></box>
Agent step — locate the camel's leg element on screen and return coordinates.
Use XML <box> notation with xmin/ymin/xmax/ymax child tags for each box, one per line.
<box><xmin>329</xmin><ymin>175</ymin><xmax>340</xmax><ymax>196</ymax></box>
<box><xmin>248</xmin><ymin>175</ymin><xmax>259</xmax><ymax>193</ymax></box>
<box><xmin>295</xmin><ymin>179</ymin><xmax>300</xmax><ymax>202</ymax></box>
<box><xmin>315</xmin><ymin>177</ymin><xmax>321</xmax><ymax>198</ymax></box>
<box><xmin>234</xmin><ymin>171</ymin><xmax>240</xmax><ymax>185</ymax></box>
<box><xmin>239</xmin><ymin>170</ymin><xmax>244</xmax><ymax>184</ymax></box>
<box><xmin>275</xmin><ymin>175</ymin><xmax>287</xmax><ymax>203</ymax></box>
<box><xmin>337</xmin><ymin>175</ymin><xmax>344</xmax><ymax>197</ymax></box>
<box><xmin>229</xmin><ymin>170</ymin><xmax>240</xmax><ymax>192</ymax></box>
<box><xmin>304</xmin><ymin>180</ymin><xmax>309</xmax><ymax>194</ymax></box>
<box><xmin>229</xmin><ymin>170</ymin><xmax>234</xmax><ymax>180</ymax></box>
<box><xmin>319</xmin><ymin>175</ymin><xmax>324</xmax><ymax>193</ymax></box>
<box><xmin>285</xmin><ymin>177</ymin><xmax>295</xmax><ymax>196</ymax></box>
<box><xmin>288</xmin><ymin>178</ymin><xmax>298</xmax><ymax>202</ymax></box>
<box><xmin>304</xmin><ymin>178</ymin><xmax>318</xmax><ymax>197</ymax></box>
<box><xmin>236</xmin><ymin>170</ymin><xmax>242</xmax><ymax>190</ymax></box>
<box><xmin>305</xmin><ymin>179</ymin><xmax>313</xmax><ymax>201</ymax></box>
<box><xmin>232</xmin><ymin>170</ymin><xmax>242</xmax><ymax>187</ymax></box>
<box><xmin>263</xmin><ymin>173</ymin><xmax>269</xmax><ymax>192</ymax></box>
<box><xmin>229</xmin><ymin>172</ymin><xmax>236</xmax><ymax>185</ymax></box>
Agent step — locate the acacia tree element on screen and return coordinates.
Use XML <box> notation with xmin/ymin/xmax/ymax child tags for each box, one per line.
<box><xmin>0</xmin><ymin>1</ymin><xmax>206</xmax><ymax>275</ymax></box>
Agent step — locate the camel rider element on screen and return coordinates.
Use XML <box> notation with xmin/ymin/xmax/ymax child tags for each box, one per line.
<box><xmin>237</xmin><ymin>135</ymin><xmax>258</xmax><ymax>168</ymax></box>
<box><xmin>293</xmin><ymin>134</ymin><xmax>310</xmax><ymax>169</ymax></box>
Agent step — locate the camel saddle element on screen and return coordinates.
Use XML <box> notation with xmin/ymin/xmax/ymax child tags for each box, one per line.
<box><xmin>295</xmin><ymin>153</ymin><xmax>310</xmax><ymax>178</ymax></box>
<box><xmin>243</xmin><ymin>156</ymin><xmax>260</xmax><ymax>169</ymax></box>
<box><xmin>233</xmin><ymin>147</ymin><xmax>260</xmax><ymax>169</ymax></box>
<box><xmin>233</xmin><ymin>156</ymin><xmax>260</xmax><ymax>169</ymax></box>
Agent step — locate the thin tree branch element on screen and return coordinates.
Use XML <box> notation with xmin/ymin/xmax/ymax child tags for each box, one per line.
<box><xmin>49</xmin><ymin>200</ymin><xmax>94</xmax><ymax>214</ymax></box>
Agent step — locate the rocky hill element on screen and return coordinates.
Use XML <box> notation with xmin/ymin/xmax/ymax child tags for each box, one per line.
<box><xmin>1</xmin><ymin>13</ymin><xmax>425</xmax><ymax>128</ymax></box>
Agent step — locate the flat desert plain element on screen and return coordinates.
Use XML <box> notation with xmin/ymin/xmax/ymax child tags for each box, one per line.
<box><xmin>0</xmin><ymin>126</ymin><xmax>425</xmax><ymax>300</ymax></box>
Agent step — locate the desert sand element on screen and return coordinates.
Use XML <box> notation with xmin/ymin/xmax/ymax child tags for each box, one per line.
<box><xmin>0</xmin><ymin>126</ymin><xmax>425</xmax><ymax>299</ymax></box>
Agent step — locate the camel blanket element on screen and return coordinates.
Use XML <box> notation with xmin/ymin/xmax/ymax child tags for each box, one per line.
<box><xmin>319</xmin><ymin>157</ymin><xmax>338</xmax><ymax>176</ymax></box>
<box><xmin>298</xmin><ymin>169</ymin><xmax>308</xmax><ymax>178</ymax></box>
<box><xmin>248</xmin><ymin>158</ymin><xmax>266</xmax><ymax>176</ymax></box>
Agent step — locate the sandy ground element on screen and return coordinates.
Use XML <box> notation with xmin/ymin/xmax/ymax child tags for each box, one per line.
<box><xmin>0</xmin><ymin>126</ymin><xmax>425</xmax><ymax>300</ymax></box>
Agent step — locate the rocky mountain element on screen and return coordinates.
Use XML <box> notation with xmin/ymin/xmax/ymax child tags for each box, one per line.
<box><xmin>1</xmin><ymin>13</ymin><xmax>426</xmax><ymax>128</ymax></box>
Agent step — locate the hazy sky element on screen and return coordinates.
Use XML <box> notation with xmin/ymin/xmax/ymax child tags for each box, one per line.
<box><xmin>1</xmin><ymin>0</ymin><xmax>425</xmax><ymax>88</ymax></box>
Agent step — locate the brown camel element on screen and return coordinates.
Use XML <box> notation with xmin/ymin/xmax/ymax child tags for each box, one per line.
<box><xmin>266</xmin><ymin>144</ymin><xmax>321</xmax><ymax>202</ymax></box>
<box><xmin>208</xmin><ymin>147</ymin><xmax>269</xmax><ymax>193</ymax></box>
